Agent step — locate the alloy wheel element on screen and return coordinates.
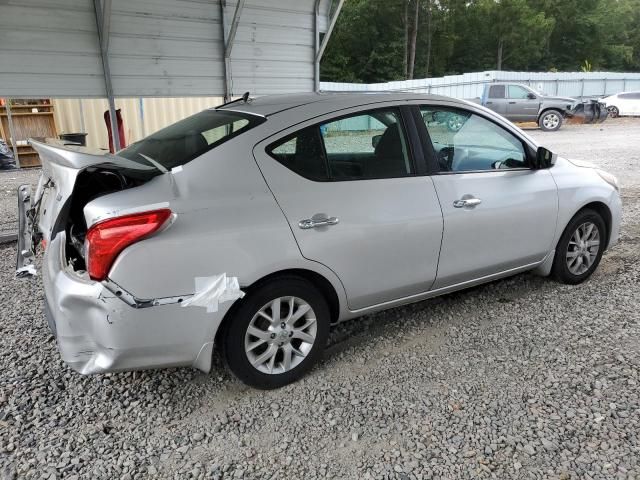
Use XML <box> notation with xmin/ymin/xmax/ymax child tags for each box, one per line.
<box><xmin>244</xmin><ymin>296</ymin><xmax>317</xmax><ymax>374</ymax></box>
<box><xmin>566</xmin><ymin>221</ymin><xmax>600</xmax><ymax>275</ymax></box>
<box><xmin>543</xmin><ymin>113</ymin><xmax>560</xmax><ymax>130</ymax></box>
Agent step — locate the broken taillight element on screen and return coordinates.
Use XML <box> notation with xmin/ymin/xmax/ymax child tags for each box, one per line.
<box><xmin>85</xmin><ymin>209</ymin><xmax>172</xmax><ymax>281</ymax></box>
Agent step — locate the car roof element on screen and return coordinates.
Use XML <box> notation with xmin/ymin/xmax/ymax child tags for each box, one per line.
<box><xmin>215</xmin><ymin>92</ymin><xmax>464</xmax><ymax>117</ymax></box>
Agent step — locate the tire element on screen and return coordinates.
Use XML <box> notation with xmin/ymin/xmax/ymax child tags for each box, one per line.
<box><xmin>551</xmin><ymin>209</ymin><xmax>606</xmax><ymax>285</ymax></box>
<box><xmin>446</xmin><ymin>114</ymin><xmax>464</xmax><ymax>132</ymax></box>
<box><xmin>607</xmin><ymin>106</ymin><xmax>619</xmax><ymax>118</ymax></box>
<box><xmin>221</xmin><ymin>276</ymin><xmax>330</xmax><ymax>389</ymax></box>
<box><xmin>538</xmin><ymin>109</ymin><xmax>564</xmax><ymax>131</ymax></box>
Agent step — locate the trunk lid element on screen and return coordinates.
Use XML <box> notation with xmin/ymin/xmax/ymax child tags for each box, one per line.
<box><xmin>16</xmin><ymin>139</ymin><xmax>159</xmax><ymax>274</ymax></box>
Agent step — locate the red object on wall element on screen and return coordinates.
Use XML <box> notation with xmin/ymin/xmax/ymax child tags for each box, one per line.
<box><xmin>104</xmin><ymin>109</ymin><xmax>126</xmax><ymax>153</ymax></box>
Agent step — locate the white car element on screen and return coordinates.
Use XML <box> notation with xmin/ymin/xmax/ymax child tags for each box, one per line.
<box><xmin>602</xmin><ymin>91</ymin><xmax>640</xmax><ymax>117</ymax></box>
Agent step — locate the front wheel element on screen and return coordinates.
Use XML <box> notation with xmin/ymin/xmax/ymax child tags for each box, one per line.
<box><xmin>221</xmin><ymin>277</ymin><xmax>330</xmax><ymax>389</ymax></box>
<box><xmin>552</xmin><ymin>209</ymin><xmax>606</xmax><ymax>284</ymax></box>
<box><xmin>607</xmin><ymin>106</ymin><xmax>619</xmax><ymax>118</ymax></box>
<box><xmin>538</xmin><ymin>110</ymin><xmax>563</xmax><ymax>131</ymax></box>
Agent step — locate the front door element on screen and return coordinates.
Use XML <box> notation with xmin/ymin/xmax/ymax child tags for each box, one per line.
<box><xmin>417</xmin><ymin>105</ymin><xmax>558</xmax><ymax>288</ymax></box>
<box><xmin>506</xmin><ymin>84</ymin><xmax>541</xmax><ymax>122</ymax></box>
<box><xmin>253</xmin><ymin>106</ymin><xmax>443</xmax><ymax>310</ymax></box>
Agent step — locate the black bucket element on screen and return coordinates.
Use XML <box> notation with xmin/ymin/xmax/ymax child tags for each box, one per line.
<box><xmin>59</xmin><ymin>132</ymin><xmax>88</xmax><ymax>146</ymax></box>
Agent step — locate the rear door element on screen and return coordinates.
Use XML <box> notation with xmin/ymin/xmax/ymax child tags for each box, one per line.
<box><xmin>506</xmin><ymin>85</ymin><xmax>540</xmax><ymax>122</ymax></box>
<box><xmin>483</xmin><ymin>85</ymin><xmax>508</xmax><ymax>115</ymax></box>
<box><xmin>253</xmin><ymin>106</ymin><xmax>443</xmax><ymax>310</ymax></box>
<box><xmin>415</xmin><ymin>104</ymin><xmax>558</xmax><ymax>288</ymax></box>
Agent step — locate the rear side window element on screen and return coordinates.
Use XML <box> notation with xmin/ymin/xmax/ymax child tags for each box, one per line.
<box><xmin>118</xmin><ymin>110</ymin><xmax>264</xmax><ymax>170</ymax></box>
<box><xmin>488</xmin><ymin>85</ymin><xmax>505</xmax><ymax>99</ymax></box>
<box><xmin>269</xmin><ymin>127</ymin><xmax>327</xmax><ymax>181</ymax></box>
<box><xmin>267</xmin><ymin>108</ymin><xmax>412</xmax><ymax>181</ymax></box>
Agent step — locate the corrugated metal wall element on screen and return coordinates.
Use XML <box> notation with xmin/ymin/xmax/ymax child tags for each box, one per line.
<box><xmin>53</xmin><ymin>97</ymin><xmax>223</xmax><ymax>150</ymax></box>
<box><xmin>0</xmin><ymin>0</ymin><xmax>104</xmax><ymax>97</ymax></box>
<box><xmin>321</xmin><ymin>71</ymin><xmax>640</xmax><ymax>100</ymax></box>
<box><xmin>0</xmin><ymin>0</ymin><xmax>332</xmax><ymax>98</ymax></box>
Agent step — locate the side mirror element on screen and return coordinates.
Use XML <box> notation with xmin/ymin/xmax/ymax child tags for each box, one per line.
<box><xmin>527</xmin><ymin>92</ymin><xmax>537</xmax><ymax>100</ymax></box>
<box><xmin>372</xmin><ymin>134</ymin><xmax>382</xmax><ymax>149</ymax></box>
<box><xmin>533</xmin><ymin>146</ymin><xmax>555</xmax><ymax>169</ymax></box>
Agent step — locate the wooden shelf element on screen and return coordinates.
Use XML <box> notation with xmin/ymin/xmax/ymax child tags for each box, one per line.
<box><xmin>1</xmin><ymin>112</ymin><xmax>54</xmax><ymax>117</ymax></box>
<box><xmin>1</xmin><ymin>104</ymin><xmax>52</xmax><ymax>108</ymax></box>
<box><xmin>0</xmin><ymin>98</ymin><xmax>56</xmax><ymax>167</ymax></box>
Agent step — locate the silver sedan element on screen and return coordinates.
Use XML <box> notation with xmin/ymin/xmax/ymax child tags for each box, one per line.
<box><xmin>17</xmin><ymin>93</ymin><xmax>621</xmax><ymax>389</ymax></box>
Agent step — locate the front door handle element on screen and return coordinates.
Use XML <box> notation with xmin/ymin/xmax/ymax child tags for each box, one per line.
<box><xmin>453</xmin><ymin>197</ymin><xmax>482</xmax><ymax>208</ymax></box>
<box><xmin>298</xmin><ymin>215</ymin><xmax>339</xmax><ymax>230</ymax></box>
<box><xmin>509</xmin><ymin>101</ymin><xmax>516</xmax><ymax>104</ymax></box>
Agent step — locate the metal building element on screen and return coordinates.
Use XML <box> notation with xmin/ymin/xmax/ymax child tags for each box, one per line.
<box><xmin>0</xmin><ymin>0</ymin><xmax>343</xmax><ymax>150</ymax></box>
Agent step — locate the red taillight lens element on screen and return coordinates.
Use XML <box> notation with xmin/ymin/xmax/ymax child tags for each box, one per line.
<box><xmin>85</xmin><ymin>209</ymin><xmax>172</xmax><ymax>281</ymax></box>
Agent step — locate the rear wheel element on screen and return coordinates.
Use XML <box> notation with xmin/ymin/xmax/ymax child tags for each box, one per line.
<box><xmin>221</xmin><ymin>277</ymin><xmax>330</xmax><ymax>389</ymax></box>
<box><xmin>552</xmin><ymin>209</ymin><xmax>606</xmax><ymax>284</ymax></box>
<box><xmin>538</xmin><ymin>110</ymin><xmax>563</xmax><ymax>131</ymax></box>
<box><xmin>607</xmin><ymin>106</ymin><xmax>619</xmax><ymax>118</ymax></box>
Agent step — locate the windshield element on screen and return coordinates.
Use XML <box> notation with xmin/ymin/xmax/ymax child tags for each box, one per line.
<box><xmin>118</xmin><ymin>110</ymin><xmax>264</xmax><ymax>170</ymax></box>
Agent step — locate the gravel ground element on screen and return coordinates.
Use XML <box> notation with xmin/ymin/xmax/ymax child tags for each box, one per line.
<box><xmin>1</xmin><ymin>119</ymin><xmax>639</xmax><ymax>479</ymax></box>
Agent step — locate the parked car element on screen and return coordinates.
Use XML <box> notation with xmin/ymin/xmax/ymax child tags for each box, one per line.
<box><xmin>18</xmin><ymin>93</ymin><xmax>621</xmax><ymax>389</ymax></box>
<box><xmin>0</xmin><ymin>139</ymin><xmax>16</xmax><ymax>170</ymax></box>
<box><xmin>602</xmin><ymin>91</ymin><xmax>640</xmax><ymax>117</ymax></box>
<box><xmin>473</xmin><ymin>82</ymin><xmax>607</xmax><ymax>131</ymax></box>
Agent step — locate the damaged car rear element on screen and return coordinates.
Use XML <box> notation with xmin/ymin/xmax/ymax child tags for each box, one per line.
<box><xmin>18</xmin><ymin>108</ymin><xmax>266</xmax><ymax>377</ymax></box>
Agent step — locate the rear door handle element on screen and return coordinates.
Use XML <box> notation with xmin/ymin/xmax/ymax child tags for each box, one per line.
<box><xmin>453</xmin><ymin>198</ymin><xmax>482</xmax><ymax>208</ymax></box>
<box><xmin>298</xmin><ymin>215</ymin><xmax>339</xmax><ymax>229</ymax></box>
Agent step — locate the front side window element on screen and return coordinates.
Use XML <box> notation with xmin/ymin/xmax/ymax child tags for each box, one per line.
<box><xmin>508</xmin><ymin>85</ymin><xmax>532</xmax><ymax>99</ymax></box>
<box><xmin>420</xmin><ymin>107</ymin><xmax>528</xmax><ymax>172</ymax></box>
<box><xmin>119</xmin><ymin>110</ymin><xmax>263</xmax><ymax>170</ymax></box>
<box><xmin>619</xmin><ymin>92</ymin><xmax>640</xmax><ymax>100</ymax></box>
<box><xmin>267</xmin><ymin>108</ymin><xmax>412</xmax><ymax>181</ymax></box>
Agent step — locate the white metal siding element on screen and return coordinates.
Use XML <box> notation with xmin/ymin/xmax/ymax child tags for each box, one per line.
<box><xmin>321</xmin><ymin>71</ymin><xmax>640</xmax><ymax>100</ymax></box>
<box><xmin>0</xmin><ymin>0</ymin><xmax>104</xmax><ymax>97</ymax></box>
<box><xmin>0</xmin><ymin>0</ymin><xmax>333</xmax><ymax>98</ymax></box>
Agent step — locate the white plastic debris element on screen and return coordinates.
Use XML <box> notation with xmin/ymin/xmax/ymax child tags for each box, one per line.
<box><xmin>181</xmin><ymin>274</ymin><xmax>245</xmax><ymax>313</ymax></box>
<box><xmin>171</xmin><ymin>165</ymin><xmax>183</xmax><ymax>174</ymax></box>
<box><xmin>16</xmin><ymin>264</ymin><xmax>37</xmax><ymax>277</ymax></box>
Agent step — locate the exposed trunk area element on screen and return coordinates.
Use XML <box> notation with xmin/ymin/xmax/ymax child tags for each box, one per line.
<box><xmin>64</xmin><ymin>166</ymin><xmax>156</xmax><ymax>271</ymax></box>
<box><xmin>28</xmin><ymin>140</ymin><xmax>160</xmax><ymax>274</ymax></box>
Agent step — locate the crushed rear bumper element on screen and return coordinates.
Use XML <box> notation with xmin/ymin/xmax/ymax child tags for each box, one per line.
<box><xmin>41</xmin><ymin>232</ymin><xmax>226</xmax><ymax>374</ymax></box>
<box><xmin>566</xmin><ymin>100</ymin><xmax>609</xmax><ymax>125</ymax></box>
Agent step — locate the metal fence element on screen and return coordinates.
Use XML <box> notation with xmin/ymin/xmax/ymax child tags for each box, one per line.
<box><xmin>320</xmin><ymin>70</ymin><xmax>640</xmax><ymax>100</ymax></box>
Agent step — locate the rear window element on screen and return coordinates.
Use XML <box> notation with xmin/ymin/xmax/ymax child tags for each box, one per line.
<box><xmin>118</xmin><ymin>110</ymin><xmax>264</xmax><ymax>170</ymax></box>
<box><xmin>488</xmin><ymin>85</ymin><xmax>505</xmax><ymax>99</ymax></box>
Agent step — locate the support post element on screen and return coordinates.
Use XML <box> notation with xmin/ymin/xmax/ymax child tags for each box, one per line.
<box><xmin>6</xmin><ymin>100</ymin><xmax>20</xmax><ymax>169</ymax></box>
<box><xmin>78</xmin><ymin>99</ymin><xmax>86</xmax><ymax>135</ymax></box>
<box><xmin>220</xmin><ymin>0</ymin><xmax>245</xmax><ymax>101</ymax></box>
<box><xmin>94</xmin><ymin>0</ymin><xmax>120</xmax><ymax>151</ymax></box>
<box><xmin>314</xmin><ymin>0</ymin><xmax>321</xmax><ymax>91</ymax></box>
<box><xmin>138</xmin><ymin>98</ymin><xmax>146</xmax><ymax>138</ymax></box>
<box><xmin>314</xmin><ymin>0</ymin><xmax>345</xmax><ymax>92</ymax></box>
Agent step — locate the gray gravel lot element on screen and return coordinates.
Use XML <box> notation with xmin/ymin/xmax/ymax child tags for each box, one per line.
<box><xmin>1</xmin><ymin>119</ymin><xmax>639</xmax><ymax>479</ymax></box>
